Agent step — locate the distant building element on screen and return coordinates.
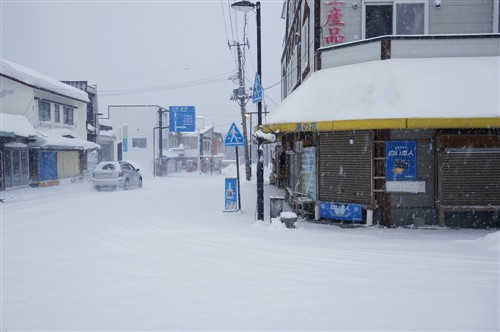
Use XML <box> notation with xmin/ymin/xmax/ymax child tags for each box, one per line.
<box><xmin>61</xmin><ymin>80</ymin><xmax>117</xmax><ymax>167</ymax></box>
<box><xmin>0</xmin><ymin>59</ymin><xmax>100</xmax><ymax>190</ymax></box>
<box><xmin>169</xmin><ymin>126</ymin><xmax>225</xmax><ymax>173</ymax></box>
<box><xmin>107</xmin><ymin>105</ymin><xmax>167</xmax><ymax>174</ymax></box>
<box><xmin>266</xmin><ymin>0</ymin><xmax>500</xmax><ymax>228</ymax></box>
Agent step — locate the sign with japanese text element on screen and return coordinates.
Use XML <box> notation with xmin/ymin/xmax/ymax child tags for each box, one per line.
<box><xmin>169</xmin><ymin>106</ymin><xmax>196</xmax><ymax>132</ymax></box>
<box><xmin>319</xmin><ymin>202</ymin><xmax>362</xmax><ymax>222</ymax></box>
<box><xmin>385</xmin><ymin>141</ymin><xmax>417</xmax><ymax>181</ymax></box>
<box><xmin>295</xmin><ymin>122</ymin><xmax>318</xmax><ymax>132</ymax></box>
<box><xmin>323</xmin><ymin>0</ymin><xmax>345</xmax><ymax>45</ymax></box>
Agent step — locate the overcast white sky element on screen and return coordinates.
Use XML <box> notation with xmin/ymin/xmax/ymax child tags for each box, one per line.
<box><xmin>1</xmin><ymin>0</ymin><xmax>285</xmax><ymax>132</ymax></box>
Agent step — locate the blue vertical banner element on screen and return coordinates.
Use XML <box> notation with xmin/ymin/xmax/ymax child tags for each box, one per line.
<box><xmin>385</xmin><ymin>140</ymin><xmax>417</xmax><ymax>181</ymax></box>
<box><xmin>122</xmin><ymin>138</ymin><xmax>128</xmax><ymax>152</ymax></box>
<box><xmin>224</xmin><ymin>177</ymin><xmax>239</xmax><ymax>212</ymax></box>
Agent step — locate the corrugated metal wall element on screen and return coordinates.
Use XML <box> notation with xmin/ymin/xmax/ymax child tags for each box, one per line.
<box><xmin>440</xmin><ymin>148</ymin><xmax>500</xmax><ymax>206</ymax></box>
<box><xmin>318</xmin><ymin>131</ymin><xmax>372</xmax><ymax>205</ymax></box>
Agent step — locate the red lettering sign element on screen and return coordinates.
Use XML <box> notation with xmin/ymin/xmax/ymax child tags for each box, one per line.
<box><xmin>324</xmin><ymin>1</ymin><xmax>345</xmax><ymax>45</ymax></box>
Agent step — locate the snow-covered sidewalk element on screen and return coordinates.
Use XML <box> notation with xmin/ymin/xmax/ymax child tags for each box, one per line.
<box><xmin>1</xmin><ymin>169</ymin><xmax>499</xmax><ymax>331</ymax></box>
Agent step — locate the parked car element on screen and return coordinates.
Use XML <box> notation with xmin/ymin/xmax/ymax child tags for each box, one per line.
<box><xmin>92</xmin><ymin>161</ymin><xmax>142</xmax><ymax>191</ymax></box>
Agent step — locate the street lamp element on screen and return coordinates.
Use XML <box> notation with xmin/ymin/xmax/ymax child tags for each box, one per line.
<box><xmin>232</xmin><ymin>0</ymin><xmax>264</xmax><ymax>221</ymax></box>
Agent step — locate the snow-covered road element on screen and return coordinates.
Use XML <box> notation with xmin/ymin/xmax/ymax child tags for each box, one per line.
<box><xmin>2</xmin><ymin>169</ymin><xmax>499</xmax><ymax>331</ymax></box>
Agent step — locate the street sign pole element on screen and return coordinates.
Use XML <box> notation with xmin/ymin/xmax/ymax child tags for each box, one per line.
<box><xmin>235</xmin><ymin>146</ymin><xmax>241</xmax><ymax>209</ymax></box>
<box><xmin>225</xmin><ymin>123</ymin><xmax>245</xmax><ymax>211</ymax></box>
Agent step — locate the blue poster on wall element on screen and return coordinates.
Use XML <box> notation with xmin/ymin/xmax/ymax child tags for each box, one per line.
<box><xmin>385</xmin><ymin>140</ymin><xmax>417</xmax><ymax>181</ymax></box>
<box><xmin>319</xmin><ymin>202</ymin><xmax>363</xmax><ymax>222</ymax></box>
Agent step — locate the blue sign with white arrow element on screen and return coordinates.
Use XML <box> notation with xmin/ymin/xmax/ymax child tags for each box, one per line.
<box><xmin>169</xmin><ymin>106</ymin><xmax>196</xmax><ymax>132</ymax></box>
<box><xmin>225</xmin><ymin>123</ymin><xmax>244</xmax><ymax>147</ymax></box>
<box><xmin>252</xmin><ymin>72</ymin><xmax>262</xmax><ymax>104</ymax></box>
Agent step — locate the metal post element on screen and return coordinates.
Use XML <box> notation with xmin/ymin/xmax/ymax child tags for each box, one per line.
<box><xmin>256</xmin><ymin>1</ymin><xmax>264</xmax><ymax>221</ymax></box>
<box><xmin>236</xmin><ymin>146</ymin><xmax>242</xmax><ymax>209</ymax></box>
<box><xmin>158</xmin><ymin>108</ymin><xmax>163</xmax><ymax>176</ymax></box>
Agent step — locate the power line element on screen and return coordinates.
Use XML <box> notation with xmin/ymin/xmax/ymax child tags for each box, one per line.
<box><xmin>98</xmin><ymin>70</ymin><xmax>234</xmax><ymax>97</ymax></box>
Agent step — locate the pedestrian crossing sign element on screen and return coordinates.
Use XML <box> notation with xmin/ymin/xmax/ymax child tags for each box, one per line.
<box><xmin>225</xmin><ymin>123</ymin><xmax>244</xmax><ymax>147</ymax></box>
<box><xmin>252</xmin><ymin>72</ymin><xmax>262</xmax><ymax>104</ymax></box>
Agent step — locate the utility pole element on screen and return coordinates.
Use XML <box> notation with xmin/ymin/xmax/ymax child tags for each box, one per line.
<box><xmin>256</xmin><ymin>1</ymin><xmax>264</xmax><ymax>221</ymax></box>
<box><xmin>230</xmin><ymin>42</ymin><xmax>251</xmax><ymax>181</ymax></box>
<box><xmin>157</xmin><ymin>107</ymin><xmax>168</xmax><ymax>176</ymax></box>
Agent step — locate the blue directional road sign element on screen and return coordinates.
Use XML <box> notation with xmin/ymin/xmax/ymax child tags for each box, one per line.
<box><xmin>169</xmin><ymin>106</ymin><xmax>195</xmax><ymax>132</ymax></box>
<box><xmin>252</xmin><ymin>72</ymin><xmax>262</xmax><ymax>104</ymax></box>
<box><xmin>225</xmin><ymin>123</ymin><xmax>244</xmax><ymax>146</ymax></box>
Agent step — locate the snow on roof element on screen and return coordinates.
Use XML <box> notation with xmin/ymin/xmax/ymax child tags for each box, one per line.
<box><xmin>96</xmin><ymin>119</ymin><xmax>117</xmax><ymax>138</ymax></box>
<box><xmin>0</xmin><ymin>113</ymin><xmax>38</xmax><ymax>138</ymax></box>
<box><xmin>162</xmin><ymin>149</ymin><xmax>180</xmax><ymax>158</ymax></box>
<box><xmin>180</xmin><ymin>126</ymin><xmax>214</xmax><ymax>136</ymax></box>
<box><xmin>33</xmin><ymin>127</ymin><xmax>100</xmax><ymax>150</ymax></box>
<box><xmin>0</xmin><ymin>59</ymin><xmax>89</xmax><ymax>103</ymax></box>
<box><xmin>265</xmin><ymin>56</ymin><xmax>500</xmax><ymax>130</ymax></box>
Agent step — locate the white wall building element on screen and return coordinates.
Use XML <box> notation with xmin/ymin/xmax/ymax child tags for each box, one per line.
<box><xmin>0</xmin><ymin>59</ymin><xmax>99</xmax><ymax>189</ymax></box>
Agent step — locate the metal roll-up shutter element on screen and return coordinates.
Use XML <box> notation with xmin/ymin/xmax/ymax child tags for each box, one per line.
<box><xmin>318</xmin><ymin>131</ymin><xmax>372</xmax><ymax>205</ymax></box>
<box><xmin>441</xmin><ymin>148</ymin><xmax>500</xmax><ymax>205</ymax></box>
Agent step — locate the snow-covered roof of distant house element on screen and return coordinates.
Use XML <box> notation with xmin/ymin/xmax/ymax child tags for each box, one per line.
<box><xmin>179</xmin><ymin>126</ymin><xmax>214</xmax><ymax>136</ymax></box>
<box><xmin>0</xmin><ymin>113</ymin><xmax>38</xmax><ymax>138</ymax></box>
<box><xmin>162</xmin><ymin>149</ymin><xmax>180</xmax><ymax>158</ymax></box>
<box><xmin>32</xmin><ymin>127</ymin><xmax>100</xmax><ymax>150</ymax></box>
<box><xmin>0</xmin><ymin>59</ymin><xmax>89</xmax><ymax>103</ymax></box>
<box><xmin>264</xmin><ymin>56</ymin><xmax>500</xmax><ymax>132</ymax></box>
<box><xmin>98</xmin><ymin>118</ymin><xmax>117</xmax><ymax>138</ymax></box>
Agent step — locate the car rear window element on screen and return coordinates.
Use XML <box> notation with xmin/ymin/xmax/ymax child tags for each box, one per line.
<box><xmin>101</xmin><ymin>164</ymin><xmax>116</xmax><ymax>170</ymax></box>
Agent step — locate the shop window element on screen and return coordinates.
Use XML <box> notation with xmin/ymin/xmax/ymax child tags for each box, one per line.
<box><xmin>3</xmin><ymin>148</ymin><xmax>29</xmax><ymax>189</ymax></box>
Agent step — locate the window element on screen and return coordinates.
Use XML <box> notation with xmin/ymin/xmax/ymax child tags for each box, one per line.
<box><xmin>38</xmin><ymin>100</ymin><xmax>51</xmax><ymax>122</ymax></box>
<box><xmin>301</xmin><ymin>17</ymin><xmax>310</xmax><ymax>73</ymax></box>
<box><xmin>366</xmin><ymin>4</ymin><xmax>393</xmax><ymax>39</ymax></box>
<box><xmin>395</xmin><ymin>3</ymin><xmax>425</xmax><ymax>35</ymax></box>
<box><xmin>132</xmin><ymin>138</ymin><xmax>147</xmax><ymax>148</ymax></box>
<box><xmin>63</xmin><ymin>106</ymin><xmax>74</xmax><ymax>125</ymax></box>
<box><xmin>364</xmin><ymin>1</ymin><xmax>427</xmax><ymax>39</ymax></box>
<box><xmin>54</xmin><ymin>104</ymin><xmax>61</xmax><ymax>123</ymax></box>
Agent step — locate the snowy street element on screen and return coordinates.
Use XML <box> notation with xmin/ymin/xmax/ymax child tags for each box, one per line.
<box><xmin>1</xmin><ymin>167</ymin><xmax>499</xmax><ymax>331</ymax></box>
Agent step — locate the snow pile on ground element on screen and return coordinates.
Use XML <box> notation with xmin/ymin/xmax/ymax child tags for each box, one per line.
<box><xmin>1</xmin><ymin>170</ymin><xmax>498</xmax><ymax>331</ymax></box>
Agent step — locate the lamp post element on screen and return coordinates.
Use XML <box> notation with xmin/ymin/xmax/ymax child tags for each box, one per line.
<box><xmin>232</xmin><ymin>0</ymin><xmax>264</xmax><ymax>221</ymax></box>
